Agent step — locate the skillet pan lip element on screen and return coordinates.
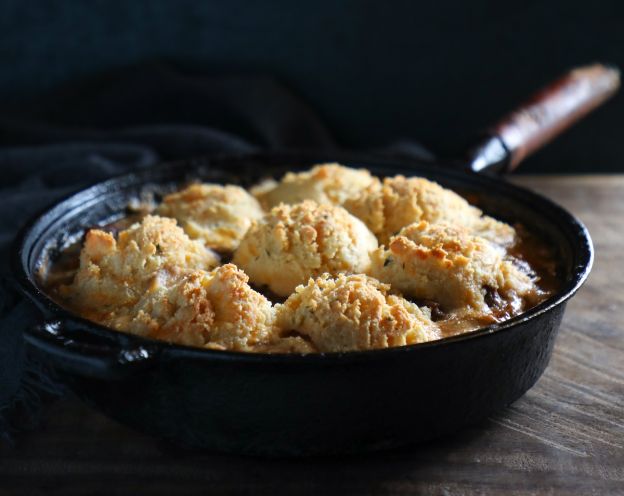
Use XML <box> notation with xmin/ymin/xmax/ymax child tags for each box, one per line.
<box><xmin>11</xmin><ymin>150</ymin><xmax>594</xmax><ymax>365</ymax></box>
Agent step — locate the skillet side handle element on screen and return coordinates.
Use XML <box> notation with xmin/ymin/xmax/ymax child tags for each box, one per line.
<box><xmin>468</xmin><ymin>63</ymin><xmax>620</xmax><ymax>174</ymax></box>
<box><xmin>24</xmin><ymin>319</ymin><xmax>158</xmax><ymax>380</ymax></box>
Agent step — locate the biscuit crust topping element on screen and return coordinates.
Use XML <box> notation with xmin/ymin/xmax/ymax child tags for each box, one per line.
<box><xmin>125</xmin><ymin>264</ymin><xmax>275</xmax><ymax>350</ymax></box>
<box><xmin>275</xmin><ymin>274</ymin><xmax>440</xmax><ymax>352</ymax></box>
<box><xmin>254</xmin><ymin>163</ymin><xmax>380</xmax><ymax>209</ymax></box>
<box><xmin>156</xmin><ymin>183</ymin><xmax>264</xmax><ymax>251</ymax></box>
<box><xmin>50</xmin><ymin>164</ymin><xmax>554</xmax><ymax>353</ymax></box>
<box><xmin>60</xmin><ymin>215</ymin><xmax>219</xmax><ymax>319</ymax></box>
<box><xmin>370</xmin><ymin>221</ymin><xmax>539</xmax><ymax>329</ymax></box>
<box><xmin>344</xmin><ymin>175</ymin><xmax>515</xmax><ymax>246</ymax></box>
<box><xmin>233</xmin><ymin>200</ymin><xmax>378</xmax><ymax>297</ymax></box>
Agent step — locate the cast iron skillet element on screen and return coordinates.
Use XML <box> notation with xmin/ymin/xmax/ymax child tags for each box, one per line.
<box><xmin>11</xmin><ymin>65</ymin><xmax>618</xmax><ymax>456</ymax></box>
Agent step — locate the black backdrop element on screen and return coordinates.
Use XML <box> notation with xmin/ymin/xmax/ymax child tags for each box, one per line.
<box><xmin>1</xmin><ymin>0</ymin><xmax>623</xmax><ymax>173</ymax></box>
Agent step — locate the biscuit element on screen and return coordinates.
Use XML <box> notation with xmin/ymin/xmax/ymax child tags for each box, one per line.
<box><xmin>370</xmin><ymin>221</ymin><xmax>535</xmax><ymax>314</ymax></box>
<box><xmin>472</xmin><ymin>214</ymin><xmax>517</xmax><ymax>248</ymax></box>
<box><xmin>253</xmin><ymin>163</ymin><xmax>380</xmax><ymax>209</ymax></box>
<box><xmin>118</xmin><ymin>264</ymin><xmax>275</xmax><ymax>350</ymax></box>
<box><xmin>61</xmin><ymin>215</ymin><xmax>219</xmax><ymax>322</ymax></box>
<box><xmin>156</xmin><ymin>183</ymin><xmax>264</xmax><ymax>251</ymax></box>
<box><xmin>344</xmin><ymin>175</ymin><xmax>515</xmax><ymax>246</ymax></box>
<box><xmin>274</xmin><ymin>273</ymin><xmax>439</xmax><ymax>352</ymax></box>
<box><xmin>233</xmin><ymin>200</ymin><xmax>378</xmax><ymax>297</ymax></box>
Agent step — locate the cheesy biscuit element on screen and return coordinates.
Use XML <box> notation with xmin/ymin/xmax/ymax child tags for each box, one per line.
<box><xmin>370</xmin><ymin>221</ymin><xmax>535</xmax><ymax>313</ymax></box>
<box><xmin>274</xmin><ymin>273</ymin><xmax>439</xmax><ymax>352</ymax></box>
<box><xmin>253</xmin><ymin>163</ymin><xmax>380</xmax><ymax>209</ymax></box>
<box><xmin>233</xmin><ymin>200</ymin><xmax>378</xmax><ymax>297</ymax></box>
<box><xmin>120</xmin><ymin>264</ymin><xmax>275</xmax><ymax>350</ymax></box>
<box><xmin>157</xmin><ymin>183</ymin><xmax>264</xmax><ymax>252</ymax></box>
<box><xmin>344</xmin><ymin>175</ymin><xmax>515</xmax><ymax>246</ymax></box>
<box><xmin>62</xmin><ymin>215</ymin><xmax>219</xmax><ymax>319</ymax></box>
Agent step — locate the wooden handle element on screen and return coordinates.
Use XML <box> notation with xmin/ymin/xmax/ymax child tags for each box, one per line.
<box><xmin>469</xmin><ymin>64</ymin><xmax>620</xmax><ymax>173</ymax></box>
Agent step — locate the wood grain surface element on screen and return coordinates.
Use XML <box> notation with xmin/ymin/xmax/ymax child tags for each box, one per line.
<box><xmin>1</xmin><ymin>175</ymin><xmax>623</xmax><ymax>496</ymax></box>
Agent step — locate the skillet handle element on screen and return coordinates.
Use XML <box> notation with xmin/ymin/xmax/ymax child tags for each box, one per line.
<box><xmin>24</xmin><ymin>318</ymin><xmax>158</xmax><ymax>380</ymax></box>
<box><xmin>468</xmin><ymin>63</ymin><xmax>620</xmax><ymax>174</ymax></box>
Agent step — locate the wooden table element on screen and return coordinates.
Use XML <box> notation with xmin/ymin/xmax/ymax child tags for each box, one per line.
<box><xmin>1</xmin><ymin>176</ymin><xmax>623</xmax><ymax>495</ymax></box>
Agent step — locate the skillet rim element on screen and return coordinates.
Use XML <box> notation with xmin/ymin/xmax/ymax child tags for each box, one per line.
<box><xmin>11</xmin><ymin>150</ymin><xmax>594</xmax><ymax>364</ymax></box>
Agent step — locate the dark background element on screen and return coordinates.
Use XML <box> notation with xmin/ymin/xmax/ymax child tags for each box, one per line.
<box><xmin>1</xmin><ymin>0</ymin><xmax>622</xmax><ymax>173</ymax></box>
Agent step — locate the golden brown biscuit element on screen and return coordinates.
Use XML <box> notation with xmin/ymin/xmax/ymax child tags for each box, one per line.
<box><xmin>232</xmin><ymin>200</ymin><xmax>378</xmax><ymax>297</ymax></box>
<box><xmin>472</xmin><ymin>215</ymin><xmax>517</xmax><ymax>248</ymax></box>
<box><xmin>344</xmin><ymin>175</ymin><xmax>515</xmax><ymax>246</ymax></box>
<box><xmin>61</xmin><ymin>215</ymin><xmax>219</xmax><ymax>321</ymax></box>
<box><xmin>274</xmin><ymin>274</ymin><xmax>439</xmax><ymax>352</ymax></box>
<box><xmin>156</xmin><ymin>183</ymin><xmax>264</xmax><ymax>251</ymax></box>
<box><xmin>116</xmin><ymin>264</ymin><xmax>275</xmax><ymax>350</ymax></box>
<box><xmin>253</xmin><ymin>163</ymin><xmax>380</xmax><ymax>209</ymax></box>
<box><xmin>370</xmin><ymin>221</ymin><xmax>535</xmax><ymax>314</ymax></box>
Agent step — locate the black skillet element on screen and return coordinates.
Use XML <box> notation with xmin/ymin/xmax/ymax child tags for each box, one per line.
<box><xmin>11</xmin><ymin>64</ymin><xmax>619</xmax><ymax>456</ymax></box>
